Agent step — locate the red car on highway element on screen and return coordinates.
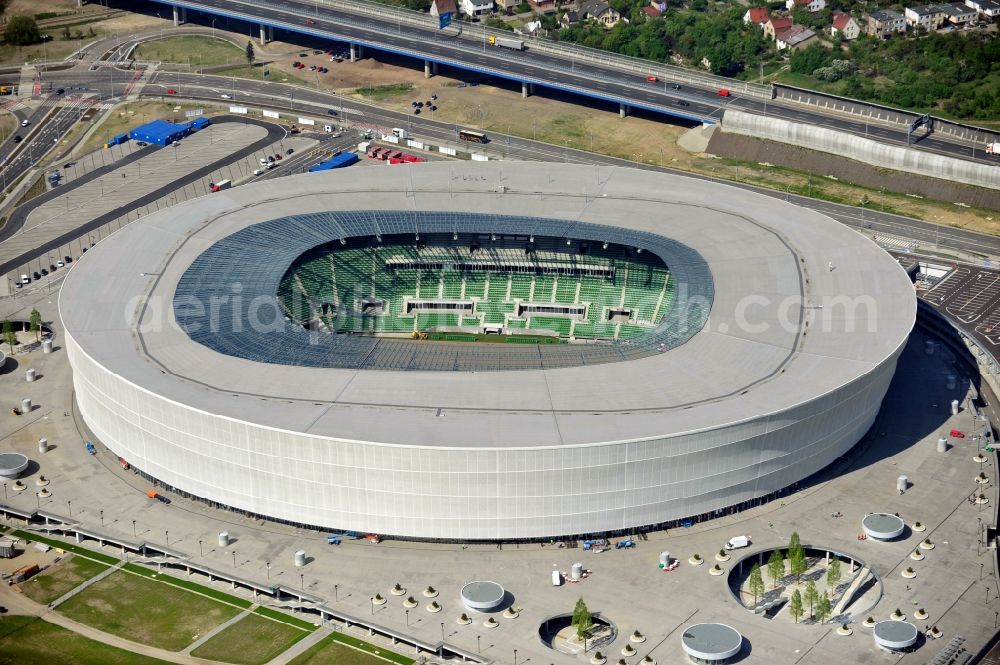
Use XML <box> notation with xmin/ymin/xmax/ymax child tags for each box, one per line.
<box><xmin>166</xmin><ymin>88</ymin><xmax>177</xmax><ymax>95</ymax></box>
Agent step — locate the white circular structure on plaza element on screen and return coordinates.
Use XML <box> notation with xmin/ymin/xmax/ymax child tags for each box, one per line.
<box><xmin>59</xmin><ymin>162</ymin><xmax>915</xmax><ymax>540</ymax></box>
<box><xmin>0</xmin><ymin>453</ymin><xmax>28</xmax><ymax>479</ymax></box>
<box><xmin>460</xmin><ymin>581</ymin><xmax>506</xmax><ymax>611</ymax></box>
<box><xmin>681</xmin><ymin>623</ymin><xmax>743</xmax><ymax>663</ymax></box>
<box><xmin>873</xmin><ymin>621</ymin><xmax>918</xmax><ymax>651</ymax></box>
<box><xmin>863</xmin><ymin>513</ymin><xmax>906</xmax><ymax>540</ymax></box>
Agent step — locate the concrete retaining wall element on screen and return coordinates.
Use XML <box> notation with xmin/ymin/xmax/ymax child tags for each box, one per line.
<box><xmin>721</xmin><ymin>110</ymin><xmax>1000</xmax><ymax>192</ymax></box>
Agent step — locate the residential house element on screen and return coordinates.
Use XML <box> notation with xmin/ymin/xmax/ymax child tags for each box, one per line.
<box><xmin>866</xmin><ymin>9</ymin><xmax>907</xmax><ymax>37</ymax></box>
<box><xmin>560</xmin><ymin>9</ymin><xmax>579</xmax><ymax>25</ymax></box>
<box><xmin>938</xmin><ymin>2</ymin><xmax>977</xmax><ymax>23</ymax></box>
<box><xmin>528</xmin><ymin>0</ymin><xmax>557</xmax><ymax>12</ymax></box>
<box><xmin>965</xmin><ymin>0</ymin><xmax>1000</xmax><ymax>17</ymax></box>
<box><xmin>459</xmin><ymin>0</ymin><xmax>493</xmax><ymax>17</ymax></box>
<box><xmin>743</xmin><ymin>6</ymin><xmax>770</xmax><ymax>27</ymax></box>
<box><xmin>764</xmin><ymin>16</ymin><xmax>793</xmax><ymax>39</ymax></box>
<box><xmin>521</xmin><ymin>19</ymin><xmax>544</xmax><ymax>35</ymax></box>
<box><xmin>775</xmin><ymin>24</ymin><xmax>818</xmax><ymax>49</ymax></box>
<box><xmin>830</xmin><ymin>11</ymin><xmax>861</xmax><ymax>38</ymax></box>
<box><xmin>494</xmin><ymin>0</ymin><xmax>518</xmax><ymax>14</ymax></box>
<box><xmin>580</xmin><ymin>0</ymin><xmax>623</xmax><ymax>26</ymax></box>
<box><xmin>643</xmin><ymin>4</ymin><xmax>663</xmax><ymax>18</ymax></box>
<box><xmin>430</xmin><ymin>0</ymin><xmax>458</xmax><ymax>18</ymax></box>
<box><xmin>785</xmin><ymin>0</ymin><xmax>826</xmax><ymax>12</ymax></box>
<box><xmin>904</xmin><ymin>4</ymin><xmax>947</xmax><ymax>28</ymax></box>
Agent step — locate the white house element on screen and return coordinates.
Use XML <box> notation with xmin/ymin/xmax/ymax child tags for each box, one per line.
<box><xmin>867</xmin><ymin>9</ymin><xmax>907</xmax><ymax>37</ymax></box>
<box><xmin>830</xmin><ymin>11</ymin><xmax>861</xmax><ymax>38</ymax></box>
<box><xmin>460</xmin><ymin>0</ymin><xmax>493</xmax><ymax>17</ymax></box>
<box><xmin>965</xmin><ymin>0</ymin><xmax>1000</xmax><ymax>16</ymax></box>
<box><xmin>937</xmin><ymin>2</ymin><xmax>977</xmax><ymax>24</ymax></box>
<box><xmin>786</xmin><ymin>0</ymin><xmax>826</xmax><ymax>12</ymax></box>
<box><xmin>904</xmin><ymin>4</ymin><xmax>947</xmax><ymax>28</ymax></box>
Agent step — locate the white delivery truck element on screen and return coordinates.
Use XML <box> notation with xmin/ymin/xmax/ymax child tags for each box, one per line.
<box><xmin>724</xmin><ymin>535</ymin><xmax>750</xmax><ymax>550</ymax></box>
<box><xmin>551</xmin><ymin>570</ymin><xmax>562</xmax><ymax>586</ymax></box>
<box><xmin>392</xmin><ymin>127</ymin><xmax>409</xmax><ymax>139</ymax></box>
<box><xmin>986</xmin><ymin>141</ymin><xmax>1000</xmax><ymax>154</ymax></box>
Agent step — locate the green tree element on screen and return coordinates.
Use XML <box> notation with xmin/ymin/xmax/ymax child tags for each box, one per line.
<box><xmin>827</xmin><ymin>558</ymin><xmax>842</xmax><ymax>588</ymax></box>
<box><xmin>571</xmin><ymin>597</ymin><xmax>593</xmax><ymax>641</ymax></box>
<box><xmin>767</xmin><ymin>550</ymin><xmax>785</xmax><ymax>589</ymax></box>
<box><xmin>788</xmin><ymin>532</ymin><xmax>801</xmax><ymax>552</ymax></box>
<box><xmin>804</xmin><ymin>580</ymin><xmax>819</xmax><ymax>618</ymax></box>
<box><xmin>789</xmin><ymin>589</ymin><xmax>804</xmax><ymax>623</ymax></box>
<box><xmin>28</xmin><ymin>308</ymin><xmax>41</xmax><ymax>342</ymax></box>
<box><xmin>5</xmin><ymin>14</ymin><xmax>40</xmax><ymax>46</ymax></box>
<box><xmin>2</xmin><ymin>320</ymin><xmax>15</xmax><ymax>353</ymax></box>
<box><xmin>815</xmin><ymin>595</ymin><xmax>832</xmax><ymax>623</ymax></box>
<box><xmin>747</xmin><ymin>563</ymin><xmax>765</xmax><ymax>605</ymax></box>
<box><xmin>789</xmin><ymin>546</ymin><xmax>807</xmax><ymax>583</ymax></box>
<box><xmin>245</xmin><ymin>40</ymin><xmax>255</xmax><ymax>65</ymax></box>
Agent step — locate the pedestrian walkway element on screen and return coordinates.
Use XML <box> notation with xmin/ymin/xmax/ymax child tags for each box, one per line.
<box><xmin>267</xmin><ymin>625</ymin><xmax>333</xmax><ymax>665</ymax></box>
<box><xmin>17</xmin><ymin>66</ymin><xmax>35</xmax><ymax>100</ymax></box>
<box><xmin>48</xmin><ymin>558</ymin><xmax>125</xmax><ymax>609</ymax></box>
<box><xmin>182</xmin><ymin>605</ymin><xmax>257</xmax><ymax>655</ymax></box>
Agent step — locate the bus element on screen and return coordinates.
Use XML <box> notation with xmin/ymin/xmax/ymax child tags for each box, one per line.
<box><xmin>458</xmin><ymin>129</ymin><xmax>488</xmax><ymax>144</ymax></box>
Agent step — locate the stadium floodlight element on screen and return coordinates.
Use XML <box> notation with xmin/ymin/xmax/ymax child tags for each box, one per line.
<box><xmin>529</xmin><ymin>235</ymin><xmax>534</xmax><ymax>243</ymax></box>
<box><xmin>490</xmin><ymin>234</ymin><xmax>496</xmax><ymax>241</ymax></box>
<box><xmin>339</xmin><ymin>238</ymin><xmax>346</xmax><ymax>245</ymax></box>
<box><xmin>453</xmin><ymin>232</ymin><xmax>458</xmax><ymax>240</ymax></box>
<box><xmin>566</xmin><ymin>238</ymin><xmax>572</xmax><ymax>245</ymax></box>
<box><xmin>637</xmin><ymin>248</ymin><xmax>643</xmax><ymax>254</ymax></box>
<box><xmin>603</xmin><ymin>242</ymin><xmax>608</xmax><ymax>249</ymax></box>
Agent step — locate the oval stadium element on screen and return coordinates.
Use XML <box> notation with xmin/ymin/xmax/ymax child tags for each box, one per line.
<box><xmin>59</xmin><ymin>162</ymin><xmax>916</xmax><ymax>541</ymax></box>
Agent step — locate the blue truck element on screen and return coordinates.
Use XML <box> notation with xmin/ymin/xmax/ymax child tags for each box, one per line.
<box><xmin>308</xmin><ymin>152</ymin><xmax>359</xmax><ymax>172</ymax></box>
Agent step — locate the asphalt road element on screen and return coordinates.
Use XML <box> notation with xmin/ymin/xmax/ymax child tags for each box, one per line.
<box><xmin>0</xmin><ymin>116</ymin><xmax>285</xmax><ymax>279</ymax></box>
<box><xmin>145</xmin><ymin>0</ymin><xmax>1000</xmax><ymax>167</ymax></box>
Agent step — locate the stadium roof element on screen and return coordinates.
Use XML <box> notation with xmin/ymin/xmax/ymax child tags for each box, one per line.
<box><xmin>59</xmin><ymin>163</ymin><xmax>915</xmax><ymax>449</ymax></box>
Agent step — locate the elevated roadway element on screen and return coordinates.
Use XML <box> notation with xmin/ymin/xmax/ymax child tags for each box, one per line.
<box><xmin>139</xmin><ymin>0</ymin><xmax>1000</xmax><ymax>166</ymax></box>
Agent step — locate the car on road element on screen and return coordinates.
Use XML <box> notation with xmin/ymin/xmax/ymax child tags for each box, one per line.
<box><xmin>286</xmin><ymin>148</ymin><xmax>295</xmax><ymax>155</ymax></box>
<box><xmin>20</xmin><ymin>119</ymin><xmax>28</xmax><ymax>127</ymax></box>
<box><xmin>299</xmin><ymin>53</ymin><xmax>308</xmax><ymax>57</ymax></box>
<box><xmin>56</xmin><ymin>260</ymin><xmax>64</xmax><ymax>268</ymax></box>
<box><xmin>64</xmin><ymin>256</ymin><xmax>72</xmax><ymax>263</ymax></box>
<box><xmin>253</xmin><ymin>168</ymin><xmax>263</xmax><ymax>176</ymax></box>
<box><xmin>327</xmin><ymin>109</ymin><xmax>338</xmax><ymax>116</ymax></box>
<box><xmin>40</xmin><ymin>268</ymin><xmax>48</xmax><ymax>276</ymax></box>
<box><xmin>431</xmin><ymin>94</ymin><xmax>437</xmax><ymax>100</ymax></box>
<box><xmin>49</xmin><ymin>263</ymin><xmax>57</xmax><ymax>272</ymax></box>
<box><xmin>717</xmin><ymin>89</ymin><xmax>731</xmax><ymax>97</ymax></box>
<box><xmin>166</xmin><ymin>88</ymin><xmax>177</xmax><ymax>94</ymax></box>
<box><xmin>413</xmin><ymin>108</ymin><xmax>420</xmax><ymax>114</ymax></box>
<box><xmin>646</xmin><ymin>75</ymin><xmax>658</xmax><ymax>82</ymax></box>
<box><xmin>267</xmin><ymin>156</ymin><xmax>275</xmax><ymax>163</ymax></box>
<box><xmin>671</xmin><ymin>83</ymin><xmax>681</xmax><ymax>90</ymax></box>
<box><xmin>429</xmin><ymin>105</ymin><xmax>437</xmax><ymax>111</ymax></box>
<box><xmin>62</xmin><ymin>162</ymin><xmax>74</xmax><ymax>168</ymax></box>
<box><xmin>55</xmin><ymin>88</ymin><xmax>64</xmax><ymax>95</ymax></box>
<box><xmin>136</xmin><ymin>141</ymin><xmax>148</xmax><ymax>147</ymax></box>
<box><xmin>274</xmin><ymin>153</ymin><xmax>282</xmax><ymax>160</ymax></box>
<box><xmin>33</xmin><ymin>271</ymin><xmax>40</xmax><ymax>280</ymax></box>
<box><xmin>304</xmin><ymin>18</ymin><xmax>315</xmax><ymax>24</ymax></box>
<box><xmin>220</xmin><ymin>93</ymin><xmax>231</xmax><ymax>99</ymax></box>
<box><xmin>12</xmin><ymin>135</ymin><xmax>20</xmax><ymax>143</ymax></box>
<box><xmin>676</xmin><ymin>99</ymin><xmax>689</xmax><ymax>106</ymax></box>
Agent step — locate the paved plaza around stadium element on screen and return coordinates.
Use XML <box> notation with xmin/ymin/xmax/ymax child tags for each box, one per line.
<box><xmin>0</xmin><ymin>283</ymin><xmax>996</xmax><ymax>665</ymax></box>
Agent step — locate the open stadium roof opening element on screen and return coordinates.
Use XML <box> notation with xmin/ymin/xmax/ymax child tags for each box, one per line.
<box><xmin>60</xmin><ymin>163</ymin><xmax>915</xmax><ymax>540</ymax></box>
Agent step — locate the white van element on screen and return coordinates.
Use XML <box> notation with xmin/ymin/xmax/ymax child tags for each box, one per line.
<box><xmin>724</xmin><ymin>536</ymin><xmax>750</xmax><ymax>550</ymax></box>
<box><xmin>391</xmin><ymin>127</ymin><xmax>408</xmax><ymax>139</ymax></box>
<box><xmin>19</xmin><ymin>274</ymin><xmax>29</xmax><ymax>285</ymax></box>
<box><xmin>551</xmin><ymin>570</ymin><xmax>562</xmax><ymax>586</ymax></box>
<box><xmin>259</xmin><ymin>157</ymin><xmax>269</xmax><ymax>167</ymax></box>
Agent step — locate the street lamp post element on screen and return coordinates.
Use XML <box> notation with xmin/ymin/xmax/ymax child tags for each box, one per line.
<box><xmin>165</xmin><ymin>530</ymin><xmax>169</xmax><ymax>545</ymax></box>
<box><xmin>232</xmin><ymin>550</ymin><xmax>237</xmax><ymax>568</ymax></box>
<box><xmin>405</xmin><ymin>609</ymin><xmax>409</xmax><ymax>626</ymax></box>
<box><xmin>371</xmin><ymin>596</ymin><xmax>375</xmax><ymax>616</ymax></box>
<box><xmin>300</xmin><ymin>573</ymin><xmax>304</xmax><ymax>590</ymax></box>
<box><xmin>100</xmin><ymin>510</ymin><xmax>104</xmax><ymax>526</ymax></box>
<box><xmin>67</xmin><ymin>500</ymin><xmax>71</xmax><ymax>516</ymax></box>
<box><xmin>132</xmin><ymin>519</ymin><xmax>136</xmax><ymax>537</ymax></box>
<box><xmin>477</xmin><ymin>635</ymin><xmax>481</xmax><ymax>653</ymax></box>
<box><xmin>514</xmin><ymin>648</ymin><xmax>518</xmax><ymax>665</ymax></box>
<box><xmin>334</xmin><ymin>584</ymin><xmax>338</xmax><ymax>601</ymax></box>
<box><xmin>35</xmin><ymin>492</ymin><xmax>41</xmax><ymax>510</ymax></box>
<box><xmin>198</xmin><ymin>539</ymin><xmax>203</xmax><ymax>556</ymax></box>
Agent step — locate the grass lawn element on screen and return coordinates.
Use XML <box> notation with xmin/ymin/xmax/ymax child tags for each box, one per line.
<box><xmin>190</xmin><ymin>613</ymin><xmax>309</xmax><ymax>665</ymax></box>
<box><xmin>76</xmin><ymin>100</ymin><xmax>205</xmax><ymax>155</ymax></box>
<box><xmin>288</xmin><ymin>635</ymin><xmax>413</xmax><ymax>665</ymax></box>
<box><xmin>21</xmin><ymin>554</ymin><xmax>110</xmax><ymax>605</ymax></box>
<box><xmin>135</xmin><ymin>35</ymin><xmax>245</xmax><ymax>69</ymax></box>
<box><xmin>57</xmin><ymin>570</ymin><xmax>242</xmax><ymax>652</ymax></box>
<box><xmin>0</xmin><ymin>616</ymin><xmax>171</xmax><ymax>665</ymax></box>
<box><xmin>353</xmin><ymin>83</ymin><xmax>414</xmax><ymax>103</ymax></box>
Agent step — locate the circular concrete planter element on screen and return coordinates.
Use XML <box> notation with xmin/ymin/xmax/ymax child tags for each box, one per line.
<box><xmin>373</xmin><ymin>595</ymin><xmax>387</xmax><ymax>606</ymax></box>
<box><xmin>622</xmin><ymin>644</ymin><xmax>636</xmax><ymax>657</ymax></box>
<box><xmin>503</xmin><ymin>607</ymin><xmax>519</xmax><ymax>619</ymax></box>
<box><xmin>589</xmin><ymin>653</ymin><xmax>607</xmax><ymax>665</ymax></box>
<box><xmin>890</xmin><ymin>609</ymin><xmax>905</xmax><ymax>621</ymax></box>
<box><xmin>390</xmin><ymin>584</ymin><xmax>406</xmax><ymax>596</ymax></box>
<box><xmin>640</xmin><ymin>657</ymin><xmax>656</xmax><ymax>665</ymax></box>
<box><xmin>910</xmin><ymin>550</ymin><xmax>925</xmax><ymax>561</ymax></box>
<box><xmin>837</xmin><ymin>624</ymin><xmax>853</xmax><ymax>636</ymax></box>
<box><xmin>920</xmin><ymin>539</ymin><xmax>935</xmax><ymax>550</ymax></box>
<box><xmin>37</xmin><ymin>488</ymin><xmax>51</xmax><ymax>498</ymax></box>
<box><xmin>630</xmin><ymin>631</ymin><xmax>646</xmax><ymax>644</ymax></box>
<box><xmin>901</xmin><ymin>568</ymin><xmax>916</xmax><ymax>579</ymax></box>
<box><xmin>976</xmin><ymin>495</ymin><xmax>990</xmax><ymax>505</ymax></box>
<box><xmin>930</xmin><ymin>626</ymin><xmax>942</xmax><ymax>639</ymax></box>
<box><xmin>710</xmin><ymin>564</ymin><xmax>725</xmax><ymax>576</ymax></box>
<box><xmin>423</xmin><ymin>586</ymin><xmax>439</xmax><ymax>598</ymax></box>
<box><xmin>689</xmin><ymin>555</ymin><xmax>704</xmax><ymax>566</ymax></box>
<box><xmin>403</xmin><ymin>597</ymin><xmax>418</xmax><ymax>608</ymax></box>
<box><xmin>457</xmin><ymin>614</ymin><xmax>471</xmax><ymax>625</ymax></box>
<box><xmin>483</xmin><ymin>617</ymin><xmax>499</xmax><ymax>629</ymax></box>
<box><xmin>12</xmin><ymin>480</ymin><xmax>25</xmax><ymax>492</ymax></box>
<box><xmin>427</xmin><ymin>601</ymin><xmax>442</xmax><ymax>613</ymax></box>
<box><xmin>974</xmin><ymin>454</ymin><xmax>988</xmax><ymax>463</ymax></box>
<box><xmin>975</xmin><ymin>475</ymin><xmax>990</xmax><ymax>485</ymax></box>
<box><xmin>912</xmin><ymin>522</ymin><xmax>926</xmax><ymax>533</ymax></box>
<box><xmin>715</xmin><ymin>550</ymin><xmax>731</xmax><ymax>562</ymax></box>
<box><xmin>914</xmin><ymin>608</ymin><xmax>928</xmax><ymax>620</ymax></box>
<box><xmin>862</xmin><ymin>616</ymin><xmax>877</xmax><ymax>628</ymax></box>
<box><xmin>35</xmin><ymin>476</ymin><xmax>49</xmax><ymax>487</ymax></box>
